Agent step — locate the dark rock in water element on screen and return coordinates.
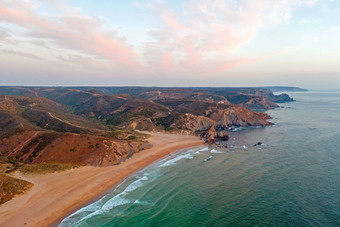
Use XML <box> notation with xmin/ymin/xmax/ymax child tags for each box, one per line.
<box><xmin>216</xmin><ymin>130</ymin><xmax>229</xmax><ymax>142</ymax></box>
<box><xmin>200</xmin><ymin>126</ymin><xmax>229</xmax><ymax>144</ymax></box>
<box><xmin>216</xmin><ymin>142</ymin><xmax>229</xmax><ymax>148</ymax></box>
<box><xmin>200</xmin><ymin>126</ymin><xmax>217</xmax><ymax>144</ymax></box>
<box><xmin>254</xmin><ymin>142</ymin><xmax>263</xmax><ymax>146</ymax></box>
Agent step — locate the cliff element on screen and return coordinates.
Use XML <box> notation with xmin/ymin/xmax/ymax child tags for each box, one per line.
<box><xmin>200</xmin><ymin>126</ymin><xmax>229</xmax><ymax>144</ymax></box>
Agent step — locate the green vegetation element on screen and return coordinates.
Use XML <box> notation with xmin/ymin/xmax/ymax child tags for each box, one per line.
<box><xmin>107</xmin><ymin>128</ymin><xmax>149</xmax><ymax>141</ymax></box>
<box><xmin>19</xmin><ymin>132</ymin><xmax>61</xmax><ymax>163</ymax></box>
<box><xmin>114</xmin><ymin>151</ymin><xmax>122</xmax><ymax>157</ymax></box>
<box><xmin>104</xmin><ymin>141</ymin><xmax>112</xmax><ymax>147</ymax></box>
<box><xmin>107</xmin><ymin>107</ymin><xmax>155</xmax><ymax>126</ymax></box>
<box><xmin>16</xmin><ymin>107</ymin><xmax>25</xmax><ymax>115</ymax></box>
<box><xmin>70</xmin><ymin>148</ymin><xmax>76</xmax><ymax>152</ymax></box>
<box><xmin>19</xmin><ymin>163</ymin><xmax>80</xmax><ymax>174</ymax></box>
<box><xmin>0</xmin><ymin>174</ymin><xmax>33</xmax><ymax>205</ymax></box>
<box><xmin>7</xmin><ymin>159</ymin><xmax>19</xmax><ymax>165</ymax></box>
<box><xmin>153</xmin><ymin>112</ymin><xmax>182</xmax><ymax>130</ymax></box>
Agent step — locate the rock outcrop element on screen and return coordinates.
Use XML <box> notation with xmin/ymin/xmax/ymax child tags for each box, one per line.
<box><xmin>207</xmin><ymin>106</ymin><xmax>273</xmax><ymax>128</ymax></box>
<box><xmin>200</xmin><ymin>126</ymin><xmax>229</xmax><ymax>144</ymax></box>
<box><xmin>268</xmin><ymin>93</ymin><xmax>294</xmax><ymax>103</ymax></box>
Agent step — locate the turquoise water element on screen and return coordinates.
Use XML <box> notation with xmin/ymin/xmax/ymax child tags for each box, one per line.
<box><xmin>60</xmin><ymin>92</ymin><xmax>340</xmax><ymax>227</ymax></box>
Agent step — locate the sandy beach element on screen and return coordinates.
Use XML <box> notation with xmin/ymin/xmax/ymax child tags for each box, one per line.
<box><xmin>0</xmin><ymin>132</ymin><xmax>203</xmax><ymax>227</ymax></box>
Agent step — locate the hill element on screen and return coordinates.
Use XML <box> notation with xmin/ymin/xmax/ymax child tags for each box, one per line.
<box><xmin>0</xmin><ymin>94</ymin><xmax>152</xmax><ymax>167</ymax></box>
<box><xmin>0</xmin><ymin>86</ymin><xmax>297</xmax><ymax>109</ymax></box>
<box><xmin>0</xmin><ymin>86</ymin><xmax>287</xmax><ymax>154</ymax></box>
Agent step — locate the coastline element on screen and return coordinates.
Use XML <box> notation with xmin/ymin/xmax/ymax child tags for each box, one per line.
<box><xmin>0</xmin><ymin>132</ymin><xmax>203</xmax><ymax>227</ymax></box>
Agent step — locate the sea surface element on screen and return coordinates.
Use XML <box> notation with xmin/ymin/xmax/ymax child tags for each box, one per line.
<box><xmin>60</xmin><ymin>91</ymin><xmax>340</xmax><ymax>227</ymax></box>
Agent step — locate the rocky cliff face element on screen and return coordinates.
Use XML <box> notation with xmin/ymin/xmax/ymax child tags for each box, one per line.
<box><xmin>200</xmin><ymin>126</ymin><xmax>229</xmax><ymax>144</ymax></box>
<box><xmin>160</xmin><ymin>105</ymin><xmax>273</xmax><ymax>143</ymax></box>
<box><xmin>173</xmin><ymin>114</ymin><xmax>215</xmax><ymax>132</ymax></box>
<box><xmin>207</xmin><ymin>106</ymin><xmax>273</xmax><ymax>128</ymax></box>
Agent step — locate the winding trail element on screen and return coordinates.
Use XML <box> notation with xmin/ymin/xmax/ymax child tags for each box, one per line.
<box><xmin>12</xmin><ymin>131</ymin><xmax>39</xmax><ymax>153</ymax></box>
<box><xmin>47</xmin><ymin>112</ymin><xmax>84</xmax><ymax>129</ymax></box>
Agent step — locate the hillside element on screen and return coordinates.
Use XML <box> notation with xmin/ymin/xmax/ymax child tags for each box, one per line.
<box><xmin>0</xmin><ymin>95</ymin><xmax>106</xmax><ymax>137</ymax></box>
<box><xmin>0</xmin><ymin>86</ymin><xmax>297</xmax><ymax>110</ymax></box>
<box><xmin>0</xmin><ymin>94</ymin><xmax>152</xmax><ymax>167</ymax></box>
<box><xmin>0</xmin><ymin>87</ymin><xmax>279</xmax><ymax>143</ymax></box>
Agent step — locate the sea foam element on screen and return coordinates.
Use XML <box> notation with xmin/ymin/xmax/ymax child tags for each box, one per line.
<box><xmin>195</xmin><ymin>147</ymin><xmax>209</xmax><ymax>154</ymax></box>
<box><xmin>204</xmin><ymin>156</ymin><xmax>214</xmax><ymax>162</ymax></box>
<box><xmin>159</xmin><ymin>153</ymin><xmax>193</xmax><ymax>167</ymax></box>
<box><xmin>211</xmin><ymin>149</ymin><xmax>224</xmax><ymax>154</ymax></box>
<box><xmin>60</xmin><ymin>146</ymin><xmax>205</xmax><ymax>226</ymax></box>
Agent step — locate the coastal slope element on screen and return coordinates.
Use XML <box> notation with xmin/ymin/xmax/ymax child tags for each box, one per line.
<box><xmin>0</xmin><ymin>132</ymin><xmax>203</xmax><ymax>227</ymax></box>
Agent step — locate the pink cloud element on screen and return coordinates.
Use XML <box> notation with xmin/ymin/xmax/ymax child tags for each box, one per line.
<box><xmin>0</xmin><ymin>0</ymin><xmax>139</xmax><ymax>69</ymax></box>
<box><xmin>0</xmin><ymin>0</ymin><xmax>317</xmax><ymax>78</ymax></box>
<box><xmin>142</xmin><ymin>0</ymin><xmax>318</xmax><ymax>74</ymax></box>
<box><xmin>0</xmin><ymin>28</ymin><xmax>17</xmax><ymax>45</ymax></box>
<box><xmin>210</xmin><ymin>57</ymin><xmax>261</xmax><ymax>74</ymax></box>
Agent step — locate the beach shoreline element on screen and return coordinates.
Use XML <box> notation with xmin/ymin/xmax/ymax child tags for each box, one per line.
<box><xmin>0</xmin><ymin>132</ymin><xmax>203</xmax><ymax>227</ymax></box>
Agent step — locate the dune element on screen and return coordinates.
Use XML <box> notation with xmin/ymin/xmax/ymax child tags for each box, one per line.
<box><xmin>0</xmin><ymin>132</ymin><xmax>203</xmax><ymax>227</ymax></box>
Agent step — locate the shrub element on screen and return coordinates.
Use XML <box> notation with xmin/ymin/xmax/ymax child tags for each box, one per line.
<box><xmin>19</xmin><ymin>163</ymin><xmax>80</xmax><ymax>174</ymax></box>
<box><xmin>70</xmin><ymin>148</ymin><xmax>76</xmax><ymax>152</ymax></box>
<box><xmin>104</xmin><ymin>142</ymin><xmax>111</xmax><ymax>147</ymax></box>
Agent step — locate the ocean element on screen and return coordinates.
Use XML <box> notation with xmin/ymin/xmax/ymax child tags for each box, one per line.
<box><xmin>59</xmin><ymin>91</ymin><xmax>340</xmax><ymax>227</ymax></box>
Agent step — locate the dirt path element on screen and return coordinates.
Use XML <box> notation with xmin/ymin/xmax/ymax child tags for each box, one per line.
<box><xmin>12</xmin><ymin>131</ymin><xmax>39</xmax><ymax>153</ymax></box>
<box><xmin>47</xmin><ymin>112</ymin><xmax>84</xmax><ymax>129</ymax></box>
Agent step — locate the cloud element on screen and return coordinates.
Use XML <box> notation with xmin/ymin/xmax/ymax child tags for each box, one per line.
<box><xmin>57</xmin><ymin>54</ymin><xmax>105</xmax><ymax>68</ymax></box>
<box><xmin>0</xmin><ymin>0</ymin><xmax>318</xmax><ymax>78</ymax></box>
<box><xmin>0</xmin><ymin>49</ymin><xmax>41</xmax><ymax>60</ymax></box>
<box><xmin>0</xmin><ymin>0</ymin><xmax>139</xmax><ymax>69</ymax></box>
<box><xmin>141</xmin><ymin>0</ymin><xmax>318</xmax><ymax>74</ymax></box>
<box><xmin>0</xmin><ymin>27</ymin><xmax>17</xmax><ymax>45</ymax></box>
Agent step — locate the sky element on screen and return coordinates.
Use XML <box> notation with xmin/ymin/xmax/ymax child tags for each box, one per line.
<box><xmin>0</xmin><ymin>0</ymin><xmax>339</xmax><ymax>89</ymax></box>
